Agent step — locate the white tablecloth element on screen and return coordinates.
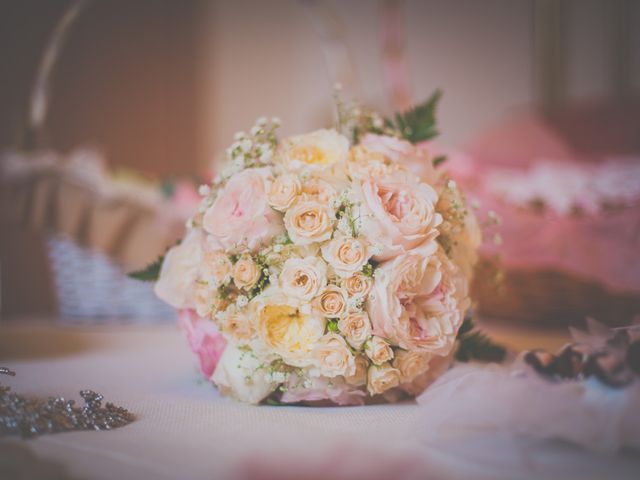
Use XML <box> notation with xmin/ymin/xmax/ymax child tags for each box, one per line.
<box><xmin>1</xmin><ymin>322</ymin><xmax>638</xmax><ymax>480</ymax></box>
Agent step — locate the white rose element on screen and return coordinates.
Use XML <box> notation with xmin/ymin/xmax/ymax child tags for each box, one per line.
<box><xmin>364</xmin><ymin>336</ymin><xmax>394</xmax><ymax>365</ymax></box>
<box><xmin>321</xmin><ymin>233</ymin><xmax>371</xmax><ymax>278</ymax></box>
<box><xmin>154</xmin><ymin>229</ymin><xmax>204</xmax><ymax>309</ymax></box>
<box><xmin>338</xmin><ymin>312</ymin><xmax>372</xmax><ymax>350</ymax></box>
<box><xmin>284</xmin><ymin>198</ymin><xmax>335</xmax><ymax>245</ymax></box>
<box><xmin>367</xmin><ymin>363</ymin><xmax>401</xmax><ymax>395</ymax></box>
<box><xmin>211</xmin><ymin>345</ymin><xmax>276</xmax><ymax>404</ymax></box>
<box><xmin>310</xmin><ymin>333</ymin><xmax>356</xmax><ymax>378</ymax></box>
<box><xmin>279</xmin><ymin>256</ymin><xmax>327</xmax><ymax>301</ymax></box>
<box><xmin>268</xmin><ymin>173</ymin><xmax>301</xmax><ymax>211</ymax></box>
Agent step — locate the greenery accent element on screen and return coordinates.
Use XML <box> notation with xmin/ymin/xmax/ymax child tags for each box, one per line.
<box><xmin>455</xmin><ymin>316</ymin><xmax>507</xmax><ymax>363</ymax></box>
<box><xmin>432</xmin><ymin>154</ymin><xmax>448</xmax><ymax>167</ymax></box>
<box><xmin>127</xmin><ymin>255</ymin><xmax>164</xmax><ymax>282</ymax></box>
<box><xmin>390</xmin><ymin>90</ymin><xmax>442</xmax><ymax>144</ymax></box>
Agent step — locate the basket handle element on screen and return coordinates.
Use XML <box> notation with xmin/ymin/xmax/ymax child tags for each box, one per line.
<box><xmin>24</xmin><ymin>0</ymin><xmax>88</xmax><ymax>150</ymax></box>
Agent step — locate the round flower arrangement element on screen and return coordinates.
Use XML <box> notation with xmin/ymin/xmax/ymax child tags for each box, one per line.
<box><xmin>151</xmin><ymin>96</ymin><xmax>481</xmax><ymax>405</ymax></box>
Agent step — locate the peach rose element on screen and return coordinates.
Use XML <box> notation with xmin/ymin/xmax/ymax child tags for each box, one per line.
<box><xmin>284</xmin><ymin>198</ymin><xmax>335</xmax><ymax>245</ymax></box>
<box><xmin>392</xmin><ymin>350</ymin><xmax>432</xmax><ymax>383</ymax></box>
<box><xmin>279</xmin><ymin>256</ymin><xmax>327</xmax><ymax>301</ymax></box>
<box><xmin>313</xmin><ymin>285</ymin><xmax>347</xmax><ymax>318</ymax></box>
<box><xmin>233</xmin><ymin>255</ymin><xmax>261</xmax><ymax>290</ymax></box>
<box><xmin>367</xmin><ymin>248</ymin><xmax>465</xmax><ymax>356</ymax></box>
<box><xmin>281</xmin><ymin>129</ymin><xmax>349</xmax><ymax>171</ymax></box>
<box><xmin>364</xmin><ymin>336</ymin><xmax>394</xmax><ymax>365</ymax></box>
<box><xmin>338</xmin><ymin>312</ymin><xmax>372</xmax><ymax>350</ymax></box>
<box><xmin>201</xmin><ymin>250</ymin><xmax>232</xmax><ymax>286</ymax></box>
<box><xmin>352</xmin><ymin>170</ymin><xmax>441</xmax><ymax>260</ymax></box>
<box><xmin>268</xmin><ymin>173</ymin><xmax>301</xmax><ymax>211</ymax></box>
<box><xmin>344</xmin><ymin>355</ymin><xmax>369</xmax><ymax>386</ymax></box>
<box><xmin>194</xmin><ymin>282</ymin><xmax>228</xmax><ymax>319</ymax></box>
<box><xmin>311</xmin><ymin>333</ymin><xmax>356</xmax><ymax>378</ymax></box>
<box><xmin>321</xmin><ymin>233</ymin><xmax>371</xmax><ymax>278</ymax></box>
<box><xmin>203</xmin><ymin>167</ymin><xmax>284</xmax><ymax>251</ymax></box>
<box><xmin>154</xmin><ymin>229</ymin><xmax>205</xmax><ymax>309</ymax></box>
<box><xmin>367</xmin><ymin>363</ymin><xmax>401</xmax><ymax>395</ymax></box>
<box><xmin>342</xmin><ymin>271</ymin><xmax>373</xmax><ymax>298</ymax></box>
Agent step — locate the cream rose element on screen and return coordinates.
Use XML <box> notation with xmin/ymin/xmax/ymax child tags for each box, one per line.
<box><xmin>321</xmin><ymin>233</ymin><xmax>371</xmax><ymax>278</ymax></box>
<box><xmin>194</xmin><ymin>282</ymin><xmax>228</xmax><ymax>319</ymax></box>
<box><xmin>344</xmin><ymin>355</ymin><xmax>369</xmax><ymax>386</ymax></box>
<box><xmin>367</xmin><ymin>248</ymin><xmax>466</xmax><ymax>356</ymax></box>
<box><xmin>211</xmin><ymin>344</ymin><xmax>276</xmax><ymax>404</ymax></box>
<box><xmin>284</xmin><ymin>198</ymin><xmax>335</xmax><ymax>245</ymax></box>
<box><xmin>392</xmin><ymin>350</ymin><xmax>432</xmax><ymax>383</ymax></box>
<box><xmin>338</xmin><ymin>312</ymin><xmax>372</xmax><ymax>350</ymax></box>
<box><xmin>233</xmin><ymin>255</ymin><xmax>261</xmax><ymax>290</ymax></box>
<box><xmin>367</xmin><ymin>363</ymin><xmax>401</xmax><ymax>395</ymax></box>
<box><xmin>311</xmin><ymin>333</ymin><xmax>356</xmax><ymax>378</ymax></box>
<box><xmin>203</xmin><ymin>167</ymin><xmax>284</xmax><ymax>251</ymax></box>
<box><xmin>352</xmin><ymin>170</ymin><xmax>442</xmax><ymax>260</ymax></box>
<box><xmin>218</xmin><ymin>307</ymin><xmax>254</xmax><ymax>344</ymax></box>
<box><xmin>257</xmin><ymin>297</ymin><xmax>325</xmax><ymax>367</ymax></box>
<box><xmin>154</xmin><ymin>229</ymin><xmax>204</xmax><ymax>309</ymax></box>
<box><xmin>364</xmin><ymin>336</ymin><xmax>394</xmax><ymax>365</ymax></box>
<box><xmin>268</xmin><ymin>173</ymin><xmax>301</xmax><ymax>211</ymax></box>
<box><xmin>279</xmin><ymin>256</ymin><xmax>327</xmax><ymax>301</ymax></box>
<box><xmin>301</xmin><ymin>177</ymin><xmax>338</xmax><ymax>204</ymax></box>
<box><xmin>201</xmin><ymin>250</ymin><xmax>232</xmax><ymax>286</ymax></box>
<box><xmin>313</xmin><ymin>285</ymin><xmax>347</xmax><ymax>318</ymax></box>
<box><xmin>342</xmin><ymin>271</ymin><xmax>373</xmax><ymax>298</ymax></box>
<box><xmin>281</xmin><ymin>129</ymin><xmax>349</xmax><ymax>171</ymax></box>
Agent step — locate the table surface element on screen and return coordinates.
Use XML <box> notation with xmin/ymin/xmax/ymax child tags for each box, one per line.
<box><xmin>1</xmin><ymin>320</ymin><xmax>638</xmax><ymax>480</ymax></box>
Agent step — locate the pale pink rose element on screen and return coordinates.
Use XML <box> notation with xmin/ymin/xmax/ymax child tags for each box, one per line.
<box><xmin>268</xmin><ymin>173</ymin><xmax>301</xmax><ymax>211</ymax></box>
<box><xmin>367</xmin><ymin>248</ymin><xmax>465</xmax><ymax>356</ymax></box>
<box><xmin>154</xmin><ymin>229</ymin><xmax>205</xmax><ymax>309</ymax></box>
<box><xmin>203</xmin><ymin>167</ymin><xmax>284</xmax><ymax>251</ymax></box>
<box><xmin>360</xmin><ymin>133</ymin><xmax>437</xmax><ymax>184</ymax></box>
<box><xmin>310</xmin><ymin>333</ymin><xmax>356</xmax><ymax>378</ymax></box>
<box><xmin>218</xmin><ymin>306</ymin><xmax>255</xmax><ymax>344</ymax></box>
<box><xmin>321</xmin><ymin>233</ymin><xmax>371</xmax><ymax>278</ymax></box>
<box><xmin>398</xmin><ymin>352</ymin><xmax>452</xmax><ymax>396</ymax></box>
<box><xmin>353</xmin><ymin>170</ymin><xmax>442</xmax><ymax>261</ymax></box>
<box><xmin>178</xmin><ymin>309</ymin><xmax>227</xmax><ymax>378</ymax></box>
<box><xmin>201</xmin><ymin>250</ymin><xmax>232</xmax><ymax>286</ymax></box>
<box><xmin>392</xmin><ymin>349</ymin><xmax>432</xmax><ymax>384</ymax></box>
<box><xmin>280</xmin><ymin>373</ymin><xmax>365</xmax><ymax>406</ymax></box>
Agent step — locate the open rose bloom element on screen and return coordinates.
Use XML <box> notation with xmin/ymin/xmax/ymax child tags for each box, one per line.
<box><xmin>154</xmin><ymin>115</ymin><xmax>480</xmax><ymax>405</ymax></box>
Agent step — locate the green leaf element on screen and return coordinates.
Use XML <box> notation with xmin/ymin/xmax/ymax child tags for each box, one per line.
<box><xmin>432</xmin><ymin>154</ymin><xmax>448</xmax><ymax>168</ymax></box>
<box><xmin>394</xmin><ymin>89</ymin><xmax>442</xmax><ymax>144</ymax></box>
<box><xmin>127</xmin><ymin>255</ymin><xmax>164</xmax><ymax>282</ymax></box>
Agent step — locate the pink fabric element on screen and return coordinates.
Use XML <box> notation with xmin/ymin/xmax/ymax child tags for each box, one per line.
<box><xmin>178</xmin><ymin>309</ymin><xmax>227</xmax><ymax>378</ymax></box>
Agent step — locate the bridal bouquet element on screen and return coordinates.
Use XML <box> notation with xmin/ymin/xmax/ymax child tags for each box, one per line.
<box><xmin>142</xmin><ymin>92</ymin><xmax>483</xmax><ymax>405</ymax></box>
